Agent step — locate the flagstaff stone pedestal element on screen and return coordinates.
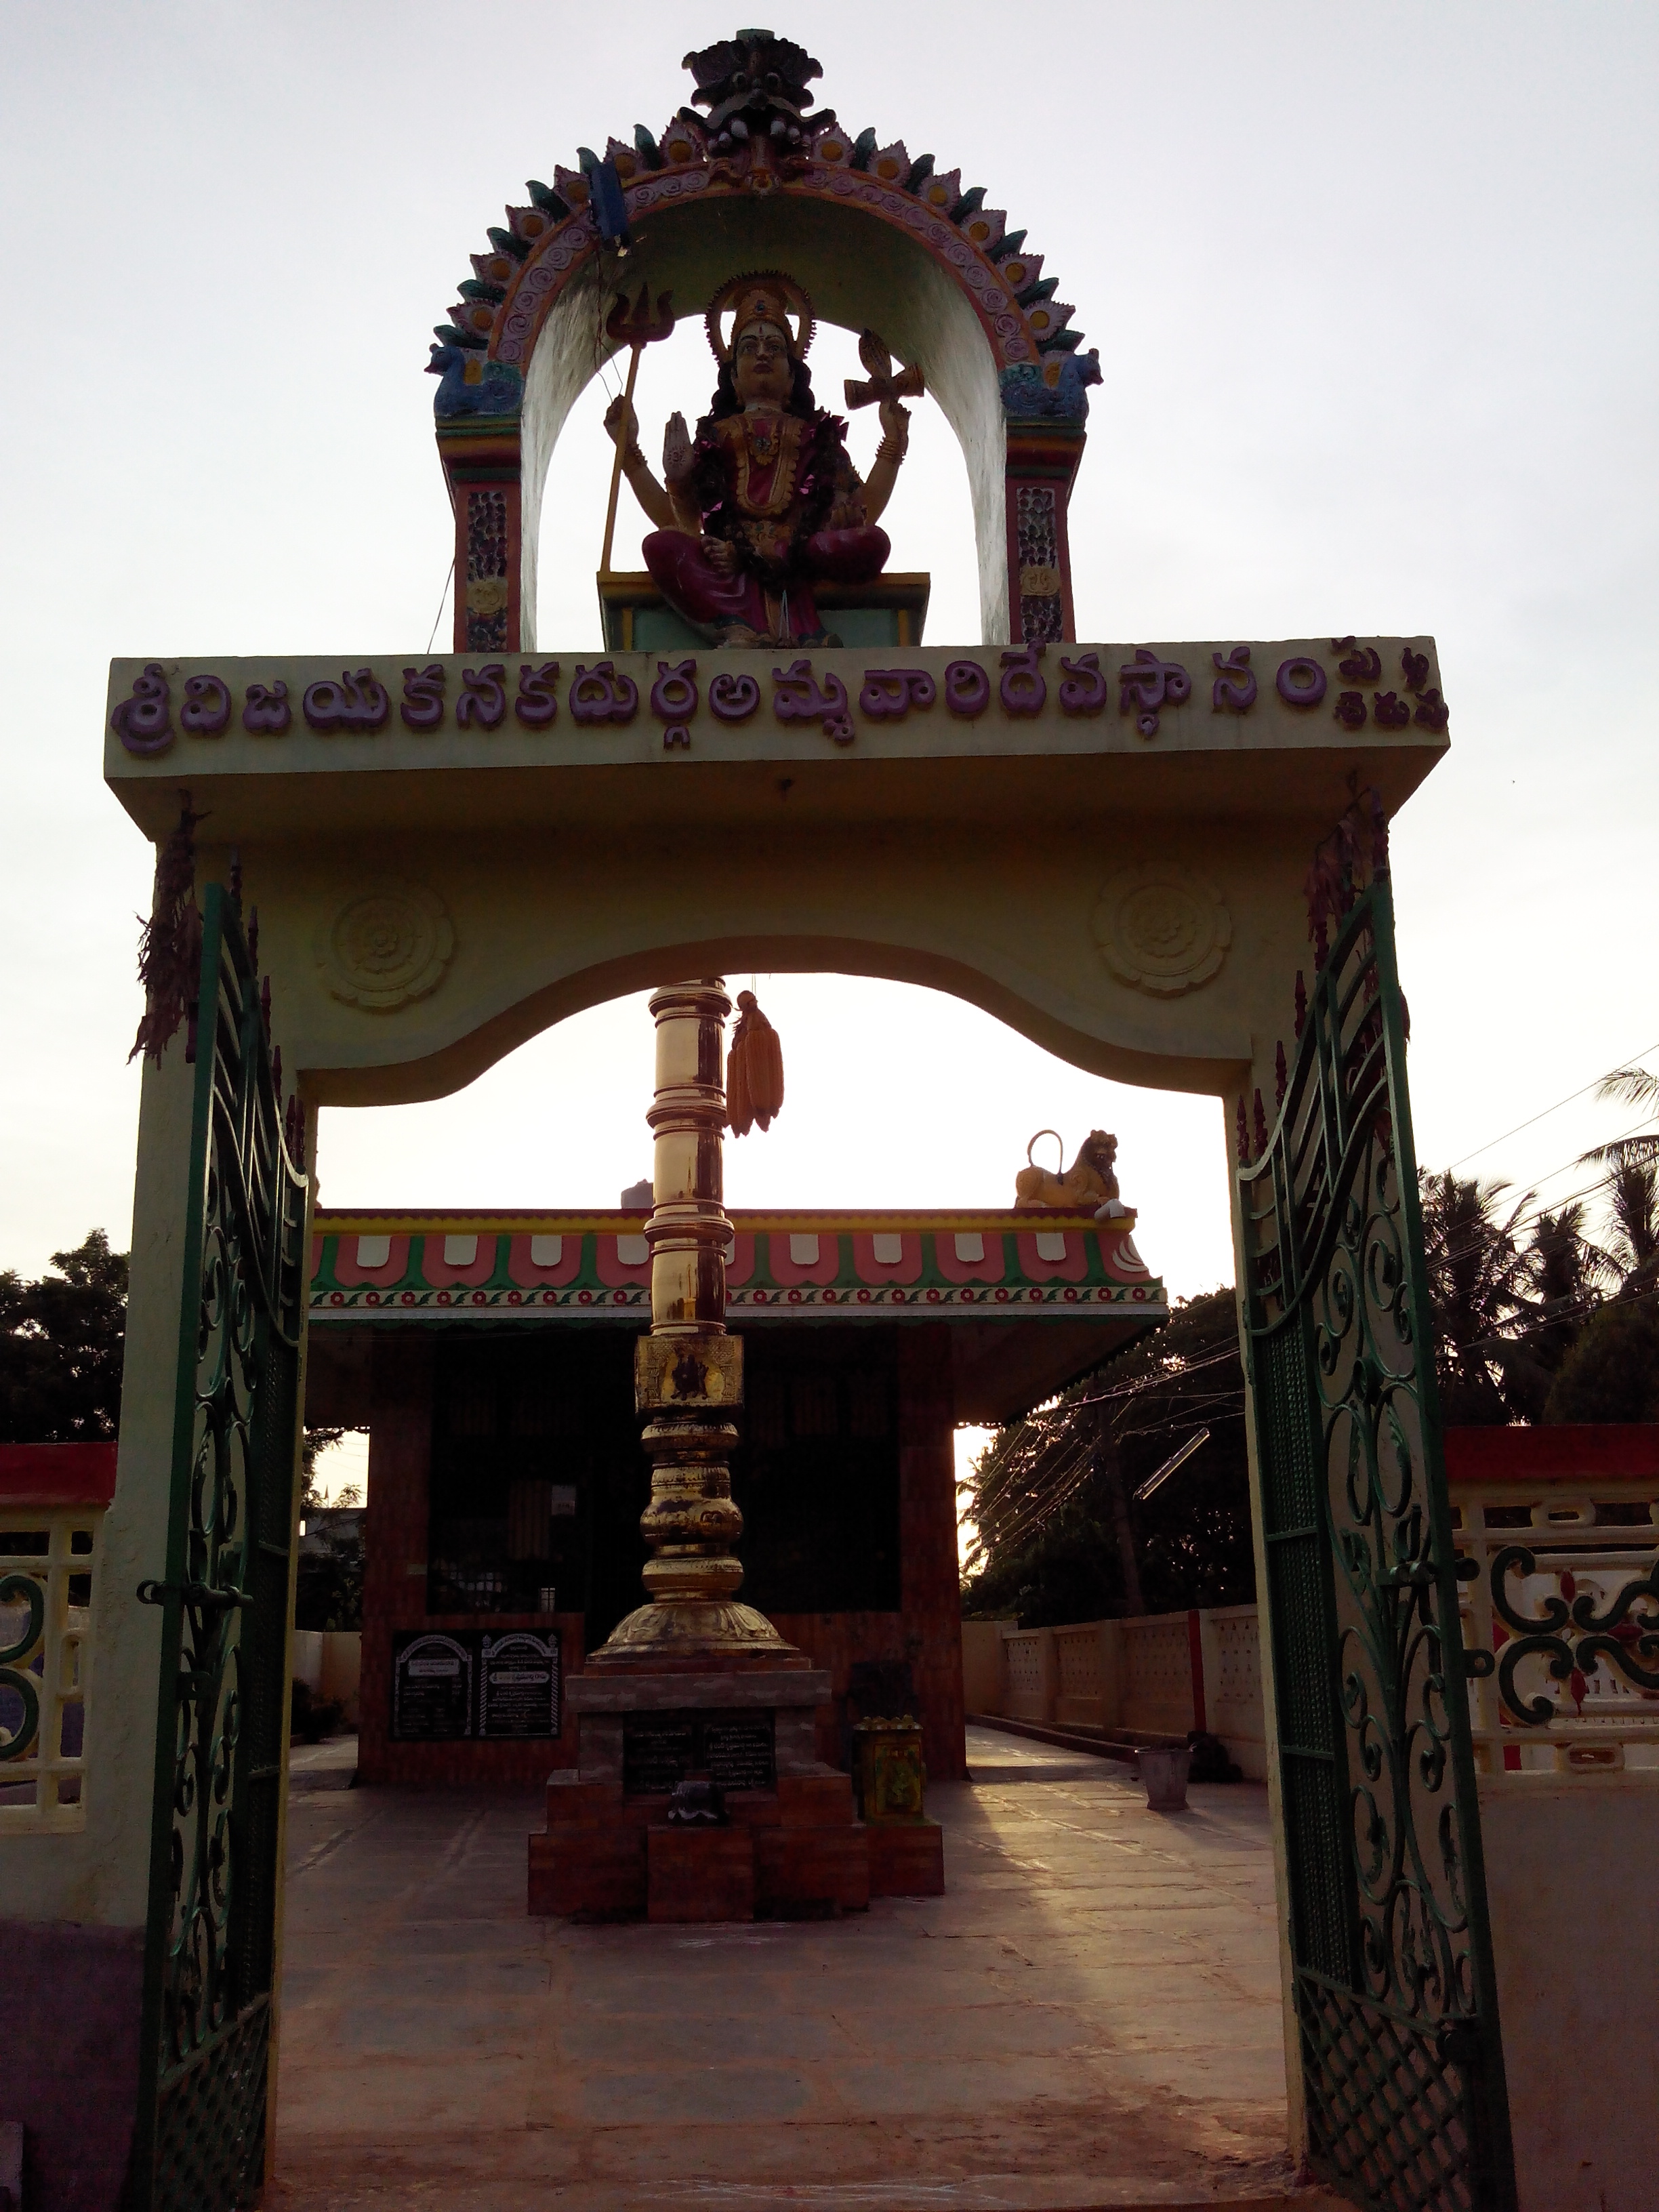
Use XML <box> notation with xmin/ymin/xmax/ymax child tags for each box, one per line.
<box><xmin>528</xmin><ymin>1666</ymin><xmax>877</xmax><ymax>1920</ymax></box>
<box><xmin>527</xmin><ymin>1664</ymin><xmax>944</xmax><ymax>1919</ymax></box>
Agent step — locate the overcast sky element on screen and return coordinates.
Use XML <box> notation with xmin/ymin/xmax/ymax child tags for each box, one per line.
<box><xmin>3</xmin><ymin>2</ymin><xmax>1656</xmax><ymax>1326</ymax></box>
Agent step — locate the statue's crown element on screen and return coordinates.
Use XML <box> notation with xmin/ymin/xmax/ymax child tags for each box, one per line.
<box><xmin>734</xmin><ymin>281</ymin><xmax>794</xmax><ymax>340</ymax></box>
<box><xmin>706</xmin><ymin>269</ymin><xmax>815</xmax><ymax>363</ymax></box>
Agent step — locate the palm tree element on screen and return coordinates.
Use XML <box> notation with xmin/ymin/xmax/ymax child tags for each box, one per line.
<box><xmin>1496</xmin><ymin>1200</ymin><xmax>1610</xmax><ymax>1420</ymax></box>
<box><xmin>1417</xmin><ymin>1171</ymin><xmax>1536</xmax><ymax>1425</ymax></box>
<box><xmin>1578</xmin><ymin>1067</ymin><xmax>1659</xmax><ymax>1296</ymax></box>
<box><xmin>1582</xmin><ymin>1066</ymin><xmax>1659</xmax><ymax>1170</ymax></box>
<box><xmin>1527</xmin><ymin>1200</ymin><xmax>1603</xmax><ymax>1308</ymax></box>
<box><xmin>1606</xmin><ymin>1158</ymin><xmax>1659</xmax><ymax>1295</ymax></box>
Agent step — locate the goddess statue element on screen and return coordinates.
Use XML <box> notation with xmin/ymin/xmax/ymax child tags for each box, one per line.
<box><xmin>604</xmin><ymin>271</ymin><xmax>918</xmax><ymax>649</ymax></box>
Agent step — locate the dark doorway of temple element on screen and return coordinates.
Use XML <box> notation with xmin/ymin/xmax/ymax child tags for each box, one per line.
<box><xmin>411</xmin><ymin>1323</ymin><xmax>907</xmax><ymax>1664</ymax></box>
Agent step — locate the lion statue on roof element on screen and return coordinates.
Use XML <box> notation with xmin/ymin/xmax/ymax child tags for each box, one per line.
<box><xmin>1013</xmin><ymin>1130</ymin><xmax>1122</xmax><ymax>1215</ymax></box>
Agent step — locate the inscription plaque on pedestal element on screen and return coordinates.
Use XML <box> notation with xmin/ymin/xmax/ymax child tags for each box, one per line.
<box><xmin>703</xmin><ymin>1712</ymin><xmax>776</xmax><ymax>1791</ymax></box>
<box><xmin>623</xmin><ymin>1708</ymin><xmax>776</xmax><ymax>1795</ymax></box>
<box><xmin>480</xmin><ymin>1631</ymin><xmax>560</xmax><ymax>1738</ymax></box>
<box><xmin>624</xmin><ymin>1711</ymin><xmax>697</xmax><ymax>1794</ymax></box>
<box><xmin>391</xmin><ymin>1631</ymin><xmax>474</xmax><ymax>1741</ymax></box>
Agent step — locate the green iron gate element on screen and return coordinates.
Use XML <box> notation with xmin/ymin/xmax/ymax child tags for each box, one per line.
<box><xmin>131</xmin><ymin>882</ymin><xmax>308</xmax><ymax>2209</ymax></box>
<box><xmin>1238</xmin><ymin>831</ymin><xmax>1516</xmax><ymax>2212</ymax></box>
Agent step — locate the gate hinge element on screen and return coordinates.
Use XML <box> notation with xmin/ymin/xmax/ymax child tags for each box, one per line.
<box><xmin>1435</xmin><ymin>2018</ymin><xmax>1483</xmax><ymax>2067</ymax></box>
<box><xmin>137</xmin><ymin>1579</ymin><xmax>254</xmax><ymax>1614</ymax></box>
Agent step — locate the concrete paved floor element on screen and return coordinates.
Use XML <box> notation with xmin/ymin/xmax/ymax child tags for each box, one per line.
<box><xmin>270</xmin><ymin>1728</ymin><xmax>1311</xmax><ymax>2211</ymax></box>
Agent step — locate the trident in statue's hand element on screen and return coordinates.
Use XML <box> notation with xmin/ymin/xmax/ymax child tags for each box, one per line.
<box><xmin>843</xmin><ymin>328</ymin><xmax>925</xmax><ymax>412</ymax></box>
<box><xmin>601</xmin><ymin>285</ymin><xmax>676</xmax><ymax>574</ymax></box>
<box><xmin>606</xmin><ymin>283</ymin><xmax>676</xmax><ymax>356</ymax></box>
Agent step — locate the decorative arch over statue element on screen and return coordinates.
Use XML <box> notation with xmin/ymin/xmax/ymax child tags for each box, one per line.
<box><xmin>427</xmin><ymin>29</ymin><xmax>1099</xmax><ymax>653</ymax></box>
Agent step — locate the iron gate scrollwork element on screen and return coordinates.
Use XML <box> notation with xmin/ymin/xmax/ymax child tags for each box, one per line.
<box><xmin>134</xmin><ymin>883</ymin><xmax>308</xmax><ymax>2211</ymax></box>
<box><xmin>1238</xmin><ymin>845</ymin><xmax>1517</xmax><ymax>2212</ymax></box>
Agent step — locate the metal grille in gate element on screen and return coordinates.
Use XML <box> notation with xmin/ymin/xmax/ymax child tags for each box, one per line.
<box><xmin>1237</xmin><ymin>851</ymin><xmax>1517</xmax><ymax>2212</ymax></box>
<box><xmin>133</xmin><ymin>883</ymin><xmax>308</xmax><ymax>2210</ymax></box>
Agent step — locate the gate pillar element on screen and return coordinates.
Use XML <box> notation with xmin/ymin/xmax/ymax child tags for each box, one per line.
<box><xmin>0</xmin><ymin>1044</ymin><xmax>197</xmax><ymax>2203</ymax></box>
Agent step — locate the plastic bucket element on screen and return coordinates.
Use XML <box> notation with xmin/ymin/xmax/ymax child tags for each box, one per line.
<box><xmin>1138</xmin><ymin>1744</ymin><xmax>1192</xmax><ymax>1811</ymax></box>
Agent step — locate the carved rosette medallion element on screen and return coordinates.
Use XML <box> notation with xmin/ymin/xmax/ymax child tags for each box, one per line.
<box><xmin>1093</xmin><ymin>865</ymin><xmax>1231</xmax><ymax>996</ymax></box>
<box><xmin>315</xmin><ymin>880</ymin><xmax>455</xmax><ymax>1010</ymax></box>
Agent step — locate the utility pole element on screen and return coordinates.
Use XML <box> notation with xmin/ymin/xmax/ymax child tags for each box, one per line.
<box><xmin>1095</xmin><ymin>1401</ymin><xmax>1145</xmax><ymax>1617</ymax></box>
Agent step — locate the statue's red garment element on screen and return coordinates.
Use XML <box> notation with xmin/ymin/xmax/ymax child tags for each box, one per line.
<box><xmin>644</xmin><ymin>407</ymin><xmax>888</xmax><ymax>642</ymax></box>
<box><xmin>643</xmin><ymin>525</ymin><xmax>888</xmax><ymax>642</ymax></box>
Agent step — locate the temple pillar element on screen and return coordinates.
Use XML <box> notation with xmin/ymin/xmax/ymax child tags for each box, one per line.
<box><xmin>356</xmin><ymin>1332</ymin><xmax>434</xmax><ymax>1785</ymax></box>
<box><xmin>898</xmin><ymin>1325</ymin><xmax>968</xmax><ymax>1783</ymax></box>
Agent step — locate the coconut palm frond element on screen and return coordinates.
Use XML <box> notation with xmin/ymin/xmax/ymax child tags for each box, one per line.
<box><xmin>1528</xmin><ymin>1202</ymin><xmax>1615</xmax><ymax>1303</ymax></box>
<box><xmin>1579</xmin><ymin>1066</ymin><xmax>1659</xmax><ymax>1171</ymax></box>
<box><xmin>1609</xmin><ymin>1158</ymin><xmax>1659</xmax><ymax>1276</ymax></box>
<box><xmin>1595</xmin><ymin>1065</ymin><xmax>1659</xmax><ymax>1109</ymax></box>
<box><xmin>1578</xmin><ymin>1130</ymin><xmax>1659</xmax><ymax>1170</ymax></box>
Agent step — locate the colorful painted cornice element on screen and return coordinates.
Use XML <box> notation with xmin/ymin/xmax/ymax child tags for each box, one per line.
<box><xmin>309</xmin><ymin>1210</ymin><xmax>1165</xmax><ymax>1323</ymax></box>
<box><xmin>431</xmin><ymin>41</ymin><xmax>1092</xmax><ymax>426</ymax></box>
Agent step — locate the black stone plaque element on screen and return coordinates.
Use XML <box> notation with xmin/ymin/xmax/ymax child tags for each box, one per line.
<box><xmin>702</xmin><ymin>1711</ymin><xmax>775</xmax><ymax>1792</ymax></box>
<box><xmin>391</xmin><ymin>1631</ymin><xmax>474</xmax><ymax>1742</ymax></box>
<box><xmin>479</xmin><ymin>1631</ymin><xmax>560</xmax><ymax>1739</ymax></box>
<box><xmin>624</xmin><ymin>1711</ymin><xmax>697</xmax><ymax>1795</ymax></box>
<box><xmin>621</xmin><ymin>1708</ymin><xmax>776</xmax><ymax>1795</ymax></box>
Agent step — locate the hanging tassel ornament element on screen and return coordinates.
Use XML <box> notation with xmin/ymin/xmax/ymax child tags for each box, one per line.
<box><xmin>726</xmin><ymin>991</ymin><xmax>784</xmax><ymax>1136</ymax></box>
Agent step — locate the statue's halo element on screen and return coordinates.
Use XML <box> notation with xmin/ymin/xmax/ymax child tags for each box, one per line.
<box><xmin>705</xmin><ymin>270</ymin><xmax>817</xmax><ymax>365</ymax></box>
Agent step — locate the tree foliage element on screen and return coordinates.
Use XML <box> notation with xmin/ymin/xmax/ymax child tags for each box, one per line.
<box><xmin>1412</xmin><ymin>1136</ymin><xmax>1659</xmax><ymax>1426</ymax></box>
<box><xmin>0</xmin><ymin>1231</ymin><xmax>128</xmax><ymax>1442</ymax></box>
<box><xmin>961</xmin><ymin>1289</ymin><xmax>1254</xmax><ymax>1628</ymax></box>
<box><xmin>1544</xmin><ymin>1297</ymin><xmax>1659</xmax><ymax>1425</ymax></box>
<box><xmin>1604</xmin><ymin>1158</ymin><xmax>1659</xmax><ymax>1293</ymax></box>
<box><xmin>960</xmin><ymin>1124</ymin><xmax>1659</xmax><ymax>1635</ymax></box>
<box><xmin>295</xmin><ymin>1521</ymin><xmax>364</xmax><ymax>1631</ymax></box>
<box><xmin>1417</xmin><ymin>1172</ymin><xmax>1538</xmax><ymax>1425</ymax></box>
<box><xmin>296</xmin><ymin>1428</ymin><xmax>365</xmax><ymax>1629</ymax></box>
<box><xmin>1414</xmin><ymin>1172</ymin><xmax>1647</xmax><ymax>1425</ymax></box>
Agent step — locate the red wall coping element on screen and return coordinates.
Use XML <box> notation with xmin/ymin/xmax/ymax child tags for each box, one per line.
<box><xmin>0</xmin><ymin>1441</ymin><xmax>119</xmax><ymax>1507</ymax></box>
<box><xmin>11</xmin><ymin>1429</ymin><xmax>1650</xmax><ymax>1504</ymax></box>
<box><xmin>1443</xmin><ymin>1425</ymin><xmax>1659</xmax><ymax>1484</ymax></box>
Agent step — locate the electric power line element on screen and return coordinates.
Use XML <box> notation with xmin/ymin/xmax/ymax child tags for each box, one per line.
<box><xmin>1446</xmin><ymin>1038</ymin><xmax>1659</xmax><ymax>1172</ymax></box>
<box><xmin>424</xmin><ymin>557</ymin><xmax>455</xmax><ymax>655</ymax></box>
<box><xmin>1423</xmin><ymin>1137</ymin><xmax>1656</xmax><ymax>1279</ymax></box>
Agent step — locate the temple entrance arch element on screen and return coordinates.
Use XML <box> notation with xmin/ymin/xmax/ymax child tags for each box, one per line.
<box><xmin>62</xmin><ymin>24</ymin><xmax>1518</xmax><ymax>2212</ymax></box>
<box><xmin>97</xmin><ymin>648</ymin><xmax>1512</xmax><ymax>2209</ymax></box>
